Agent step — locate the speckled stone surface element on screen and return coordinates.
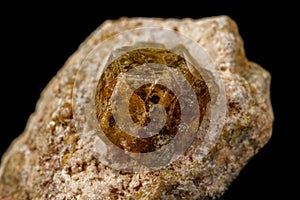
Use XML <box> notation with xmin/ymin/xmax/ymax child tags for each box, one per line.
<box><xmin>0</xmin><ymin>16</ymin><xmax>273</xmax><ymax>199</ymax></box>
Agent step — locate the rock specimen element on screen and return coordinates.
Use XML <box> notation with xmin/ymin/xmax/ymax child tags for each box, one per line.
<box><xmin>0</xmin><ymin>16</ymin><xmax>273</xmax><ymax>199</ymax></box>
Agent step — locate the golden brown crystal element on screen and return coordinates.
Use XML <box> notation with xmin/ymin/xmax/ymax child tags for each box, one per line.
<box><xmin>95</xmin><ymin>47</ymin><xmax>210</xmax><ymax>153</ymax></box>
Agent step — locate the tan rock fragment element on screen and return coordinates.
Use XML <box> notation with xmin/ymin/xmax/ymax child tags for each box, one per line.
<box><xmin>0</xmin><ymin>16</ymin><xmax>273</xmax><ymax>199</ymax></box>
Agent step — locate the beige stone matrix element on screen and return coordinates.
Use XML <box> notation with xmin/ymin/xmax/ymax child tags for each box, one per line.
<box><xmin>0</xmin><ymin>16</ymin><xmax>273</xmax><ymax>199</ymax></box>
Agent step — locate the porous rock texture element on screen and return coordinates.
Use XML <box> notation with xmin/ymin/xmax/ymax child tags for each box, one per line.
<box><xmin>0</xmin><ymin>16</ymin><xmax>273</xmax><ymax>199</ymax></box>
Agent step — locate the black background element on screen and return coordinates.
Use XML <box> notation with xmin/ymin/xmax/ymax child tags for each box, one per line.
<box><xmin>0</xmin><ymin>1</ymin><xmax>296</xmax><ymax>199</ymax></box>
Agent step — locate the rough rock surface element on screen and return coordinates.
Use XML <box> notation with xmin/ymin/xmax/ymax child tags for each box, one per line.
<box><xmin>0</xmin><ymin>16</ymin><xmax>273</xmax><ymax>199</ymax></box>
